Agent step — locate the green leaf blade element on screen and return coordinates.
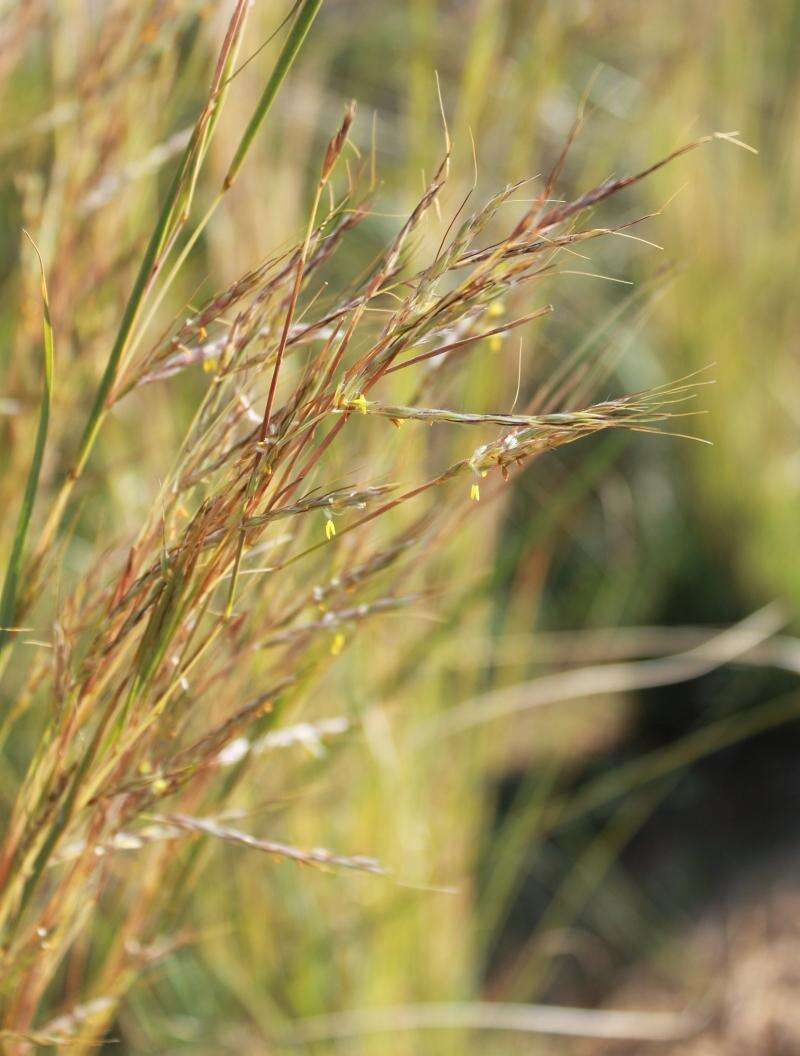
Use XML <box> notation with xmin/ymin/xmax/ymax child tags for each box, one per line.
<box><xmin>0</xmin><ymin>233</ymin><xmax>55</xmax><ymax>658</ymax></box>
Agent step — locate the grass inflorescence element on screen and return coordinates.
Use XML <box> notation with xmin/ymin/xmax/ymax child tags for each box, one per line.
<box><xmin>0</xmin><ymin>2</ymin><xmax>724</xmax><ymax>1048</ymax></box>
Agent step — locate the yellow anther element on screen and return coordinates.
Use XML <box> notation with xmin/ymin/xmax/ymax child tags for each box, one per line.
<box><xmin>352</xmin><ymin>393</ymin><xmax>368</xmax><ymax>415</ymax></box>
<box><xmin>330</xmin><ymin>632</ymin><xmax>346</xmax><ymax>656</ymax></box>
<box><xmin>470</xmin><ymin>483</ymin><xmax>481</xmax><ymax>502</ymax></box>
<box><xmin>325</xmin><ymin>518</ymin><xmax>336</xmax><ymax>541</ymax></box>
<box><xmin>202</xmin><ymin>357</ymin><xmax>218</xmax><ymax>373</ymax></box>
<box><xmin>487</xmin><ymin>300</ymin><xmax>505</xmax><ymax>318</ymax></box>
<box><xmin>489</xmin><ymin>335</ymin><xmax>503</xmax><ymax>353</ymax></box>
<box><xmin>152</xmin><ymin>777</ymin><xmax>168</xmax><ymax>795</ymax></box>
<box><xmin>197</xmin><ymin>326</ymin><xmax>208</xmax><ymax>341</ymax></box>
<box><xmin>138</xmin><ymin>759</ymin><xmax>152</xmax><ymax>775</ymax></box>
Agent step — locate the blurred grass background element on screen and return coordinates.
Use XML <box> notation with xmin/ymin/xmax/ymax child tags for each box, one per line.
<box><xmin>1</xmin><ymin>1</ymin><xmax>799</xmax><ymax>1052</ymax></box>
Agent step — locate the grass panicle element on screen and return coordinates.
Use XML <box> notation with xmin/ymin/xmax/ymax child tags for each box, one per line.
<box><xmin>0</xmin><ymin>6</ymin><xmax>734</xmax><ymax>1047</ymax></box>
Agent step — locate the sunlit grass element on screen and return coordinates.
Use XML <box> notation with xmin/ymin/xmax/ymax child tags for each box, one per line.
<box><xmin>0</xmin><ymin>2</ymin><xmax>794</xmax><ymax>1053</ymax></box>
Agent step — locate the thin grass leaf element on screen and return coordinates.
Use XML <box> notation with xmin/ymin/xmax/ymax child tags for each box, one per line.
<box><xmin>0</xmin><ymin>233</ymin><xmax>55</xmax><ymax>661</ymax></box>
<box><xmin>223</xmin><ymin>0</ymin><xmax>325</xmax><ymax>190</ymax></box>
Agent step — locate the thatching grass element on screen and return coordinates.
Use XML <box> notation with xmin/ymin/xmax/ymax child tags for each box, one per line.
<box><xmin>0</xmin><ymin>2</ymin><xmax>786</xmax><ymax>1052</ymax></box>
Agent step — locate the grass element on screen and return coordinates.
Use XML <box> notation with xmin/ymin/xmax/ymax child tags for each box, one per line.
<box><xmin>0</xmin><ymin>232</ymin><xmax>53</xmax><ymax>663</ymax></box>
<box><xmin>0</xmin><ymin>2</ymin><xmax>794</xmax><ymax>1053</ymax></box>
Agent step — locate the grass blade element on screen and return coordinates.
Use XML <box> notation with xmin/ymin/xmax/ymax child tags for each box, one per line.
<box><xmin>224</xmin><ymin>0</ymin><xmax>324</xmax><ymax>189</ymax></box>
<box><xmin>0</xmin><ymin>233</ymin><xmax>55</xmax><ymax>659</ymax></box>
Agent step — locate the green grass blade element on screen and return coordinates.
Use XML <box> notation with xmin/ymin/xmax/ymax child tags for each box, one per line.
<box><xmin>0</xmin><ymin>233</ymin><xmax>55</xmax><ymax>657</ymax></box>
<box><xmin>224</xmin><ymin>0</ymin><xmax>324</xmax><ymax>189</ymax></box>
